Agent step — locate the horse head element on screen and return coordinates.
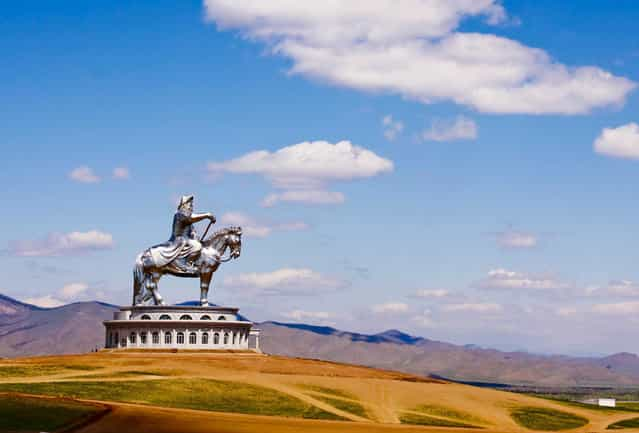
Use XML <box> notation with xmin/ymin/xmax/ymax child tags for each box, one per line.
<box><xmin>202</xmin><ymin>226</ymin><xmax>242</xmax><ymax>262</ymax></box>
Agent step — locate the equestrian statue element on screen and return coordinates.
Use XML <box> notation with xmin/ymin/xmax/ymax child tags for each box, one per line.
<box><xmin>132</xmin><ymin>195</ymin><xmax>242</xmax><ymax>306</ymax></box>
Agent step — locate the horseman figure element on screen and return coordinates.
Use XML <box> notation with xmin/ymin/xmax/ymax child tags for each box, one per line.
<box><xmin>133</xmin><ymin>195</ymin><xmax>242</xmax><ymax>307</ymax></box>
<box><xmin>152</xmin><ymin>195</ymin><xmax>216</xmax><ymax>275</ymax></box>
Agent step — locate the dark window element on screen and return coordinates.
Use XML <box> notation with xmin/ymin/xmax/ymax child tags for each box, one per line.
<box><xmin>217</xmin><ymin>316</ymin><xmax>226</xmax><ymax>321</ymax></box>
<box><xmin>189</xmin><ymin>332</ymin><xmax>197</xmax><ymax>345</ymax></box>
<box><xmin>180</xmin><ymin>315</ymin><xmax>192</xmax><ymax>320</ymax></box>
<box><xmin>159</xmin><ymin>314</ymin><xmax>171</xmax><ymax>320</ymax></box>
<box><xmin>232</xmin><ymin>333</ymin><xmax>236</xmax><ymax>345</ymax></box>
<box><xmin>177</xmin><ymin>332</ymin><xmax>185</xmax><ymax>344</ymax></box>
<box><xmin>202</xmin><ymin>333</ymin><xmax>209</xmax><ymax>344</ymax></box>
<box><xmin>152</xmin><ymin>332</ymin><xmax>160</xmax><ymax>345</ymax></box>
<box><xmin>140</xmin><ymin>332</ymin><xmax>147</xmax><ymax>344</ymax></box>
<box><xmin>201</xmin><ymin>315</ymin><xmax>211</xmax><ymax>320</ymax></box>
<box><xmin>130</xmin><ymin>333</ymin><xmax>136</xmax><ymax>344</ymax></box>
<box><xmin>164</xmin><ymin>332</ymin><xmax>172</xmax><ymax>344</ymax></box>
<box><xmin>223</xmin><ymin>333</ymin><xmax>229</xmax><ymax>345</ymax></box>
<box><xmin>141</xmin><ymin>314</ymin><xmax>151</xmax><ymax>320</ymax></box>
<box><xmin>213</xmin><ymin>333</ymin><xmax>220</xmax><ymax>345</ymax></box>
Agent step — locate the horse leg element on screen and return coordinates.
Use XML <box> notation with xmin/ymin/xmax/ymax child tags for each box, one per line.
<box><xmin>132</xmin><ymin>256</ymin><xmax>145</xmax><ymax>306</ymax></box>
<box><xmin>147</xmin><ymin>272</ymin><xmax>166</xmax><ymax>306</ymax></box>
<box><xmin>141</xmin><ymin>275</ymin><xmax>154</xmax><ymax>304</ymax></box>
<box><xmin>200</xmin><ymin>271</ymin><xmax>213</xmax><ymax>307</ymax></box>
<box><xmin>133</xmin><ymin>274</ymin><xmax>148</xmax><ymax>306</ymax></box>
<box><xmin>152</xmin><ymin>274</ymin><xmax>166</xmax><ymax>306</ymax></box>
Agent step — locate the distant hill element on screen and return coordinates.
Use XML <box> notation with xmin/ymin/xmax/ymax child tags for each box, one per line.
<box><xmin>0</xmin><ymin>294</ymin><xmax>116</xmax><ymax>358</ymax></box>
<box><xmin>259</xmin><ymin>321</ymin><xmax>639</xmax><ymax>387</ymax></box>
<box><xmin>3</xmin><ymin>293</ymin><xmax>639</xmax><ymax>387</ymax></box>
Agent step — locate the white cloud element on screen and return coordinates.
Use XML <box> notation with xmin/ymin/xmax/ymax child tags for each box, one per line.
<box><xmin>412</xmin><ymin>310</ymin><xmax>435</xmax><ymax>327</ymax></box>
<box><xmin>422</xmin><ymin>116</ymin><xmax>477</xmax><ymax>142</ymax></box>
<box><xmin>591</xmin><ymin>301</ymin><xmax>639</xmax><ymax>315</ymax></box>
<box><xmin>206</xmin><ymin>0</ymin><xmax>507</xmax><ymax>43</ymax></box>
<box><xmin>208</xmin><ymin>140</ymin><xmax>393</xmax><ymax>189</ymax></box>
<box><xmin>262</xmin><ymin>190</ymin><xmax>345</xmax><ymax>207</ymax></box>
<box><xmin>23</xmin><ymin>295</ymin><xmax>65</xmax><ymax>308</ymax></box>
<box><xmin>112</xmin><ymin>167</ymin><xmax>130</xmax><ymax>180</ymax></box>
<box><xmin>68</xmin><ymin>166</ymin><xmax>100</xmax><ymax>183</ymax></box>
<box><xmin>414</xmin><ymin>289</ymin><xmax>449</xmax><ymax>298</ymax></box>
<box><xmin>223</xmin><ymin>268</ymin><xmax>348</xmax><ymax>296</ymax></box>
<box><xmin>475</xmin><ymin>268</ymin><xmax>571</xmax><ymax>291</ymax></box>
<box><xmin>587</xmin><ymin>280</ymin><xmax>639</xmax><ymax>297</ymax></box>
<box><xmin>371</xmin><ymin>302</ymin><xmax>409</xmax><ymax>314</ymax></box>
<box><xmin>495</xmin><ymin>230</ymin><xmax>538</xmax><ymax>249</ymax></box>
<box><xmin>442</xmin><ymin>302</ymin><xmax>502</xmax><ymax>313</ymax></box>
<box><xmin>209</xmin><ymin>141</ymin><xmax>391</xmax><ymax>207</ymax></box>
<box><xmin>277</xmin><ymin>222</ymin><xmax>310</xmax><ymax>231</ymax></box>
<box><xmin>204</xmin><ymin>0</ymin><xmax>635</xmax><ymax>115</ymax></box>
<box><xmin>556</xmin><ymin>306</ymin><xmax>578</xmax><ymax>317</ymax></box>
<box><xmin>382</xmin><ymin>115</ymin><xmax>404</xmax><ymax>141</ymax></box>
<box><xmin>219</xmin><ymin>212</ymin><xmax>308</xmax><ymax>238</ymax></box>
<box><xmin>8</xmin><ymin>230</ymin><xmax>114</xmax><ymax>257</ymax></box>
<box><xmin>282</xmin><ymin>310</ymin><xmax>334</xmax><ymax>321</ymax></box>
<box><xmin>594</xmin><ymin>122</ymin><xmax>639</xmax><ymax>160</ymax></box>
<box><xmin>605</xmin><ymin>280</ymin><xmax>639</xmax><ymax>296</ymax></box>
<box><xmin>59</xmin><ymin>282</ymin><xmax>89</xmax><ymax>299</ymax></box>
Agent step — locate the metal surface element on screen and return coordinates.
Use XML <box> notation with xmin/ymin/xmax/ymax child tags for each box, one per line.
<box><xmin>132</xmin><ymin>196</ymin><xmax>242</xmax><ymax>306</ymax></box>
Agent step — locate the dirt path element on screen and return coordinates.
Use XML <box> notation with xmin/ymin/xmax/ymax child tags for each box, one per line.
<box><xmin>71</xmin><ymin>401</ymin><xmax>512</xmax><ymax>433</ymax></box>
<box><xmin>4</xmin><ymin>352</ymin><xmax>637</xmax><ymax>433</ymax></box>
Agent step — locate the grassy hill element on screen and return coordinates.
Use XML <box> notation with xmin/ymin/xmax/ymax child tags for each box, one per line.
<box><xmin>2</xmin><ymin>352</ymin><xmax>639</xmax><ymax>432</ymax></box>
<box><xmin>259</xmin><ymin>321</ymin><xmax>639</xmax><ymax>387</ymax></box>
<box><xmin>0</xmin><ymin>294</ymin><xmax>116</xmax><ymax>357</ymax></box>
<box><xmin>5</xmin><ymin>293</ymin><xmax>639</xmax><ymax>388</ymax></box>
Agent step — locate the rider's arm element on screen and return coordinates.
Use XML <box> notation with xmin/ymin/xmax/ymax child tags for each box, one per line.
<box><xmin>189</xmin><ymin>212</ymin><xmax>216</xmax><ymax>224</ymax></box>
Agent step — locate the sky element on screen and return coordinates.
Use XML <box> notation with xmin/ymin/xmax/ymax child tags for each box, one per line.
<box><xmin>2</xmin><ymin>0</ymin><xmax>639</xmax><ymax>356</ymax></box>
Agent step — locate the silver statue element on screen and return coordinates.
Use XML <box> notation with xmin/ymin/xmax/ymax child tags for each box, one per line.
<box><xmin>132</xmin><ymin>195</ymin><xmax>242</xmax><ymax>306</ymax></box>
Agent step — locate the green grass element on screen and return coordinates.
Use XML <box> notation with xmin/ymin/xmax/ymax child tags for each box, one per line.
<box><xmin>297</xmin><ymin>384</ymin><xmax>357</xmax><ymax>400</ymax></box>
<box><xmin>0</xmin><ymin>379</ymin><xmax>345</xmax><ymax>421</ymax></box>
<box><xmin>0</xmin><ymin>364</ymin><xmax>100</xmax><ymax>378</ymax></box>
<box><xmin>607</xmin><ymin>417</ymin><xmax>639</xmax><ymax>429</ymax></box>
<box><xmin>617</xmin><ymin>402</ymin><xmax>639</xmax><ymax>411</ymax></box>
<box><xmin>313</xmin><ymin>395</ymin><xmax>370</xmax><ymax>419</ymax></box>
<box><xmin>531</xmin><ymin>396</ymin><xmax>638</xmax><ymax>414</ymax></box>
<box><xmin>510</xmin><ymin>406</ymin><xmax>589</xmax><ymax>431</ymax></box>
<box><xmin>0</xmin><ymin>394</ymin><xmax>104</xmax><ymax>432</ymax></box>
<box><xmin>399</xmin><ymin>412</ymin><xmax>480</xmax><ymax>428</ymax></box>
<box><xmin>67</xmin><ymin>370</ymin><xmax>163</xmax><ymax>379</ymax></box>
<box><xmin>411</xmin><ymin>404</ymin><xmax>488</xmax><ymax>425</ymax></box>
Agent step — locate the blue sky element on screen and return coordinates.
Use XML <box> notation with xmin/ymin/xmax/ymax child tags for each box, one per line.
<box><xmin>2</xmin><ymin>0</ymin><xmax>639</xmax><ymax>355</ymax></box>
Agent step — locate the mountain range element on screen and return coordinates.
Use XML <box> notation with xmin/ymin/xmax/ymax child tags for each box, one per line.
<box><xmin>2</xmin><ymin>293</ymin><xmax>639</xmax><ymax>387</ymax></box>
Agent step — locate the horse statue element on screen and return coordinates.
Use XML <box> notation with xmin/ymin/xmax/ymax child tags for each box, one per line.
<box><xmin>132</xmin><ymin>226</ymin><xmax>242</xmax><ymax>306</ymax></box>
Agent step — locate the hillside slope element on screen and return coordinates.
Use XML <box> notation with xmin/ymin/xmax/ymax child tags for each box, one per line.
<box><xmin>0</xmin><ymin>295</ymin><xmax>116</xmax><ymax>357</ymax></box>
<box><xmin>1</xmin><ymin>352</ymin><xmax>637</xmax><ymax>433</ymax></box>
<box><xmin>259</xmin><ymin>321</ymin><xmax>639</xmax><ymax>387</ymax></box>
<box><xmin>3</xmin><ymin>294</ymin><xmax>639</xmax><ymax>387</ymax></box>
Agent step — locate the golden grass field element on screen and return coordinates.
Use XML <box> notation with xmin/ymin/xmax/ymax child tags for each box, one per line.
<box><xmin>1</xmin><ymin>351</ymin><xmax>639</xmax><ymax>433</ymax></box>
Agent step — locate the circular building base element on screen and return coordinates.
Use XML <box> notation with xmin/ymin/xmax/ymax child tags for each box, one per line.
<box><xmin>103</xmin><ymin>305</ymin><xmax>260</xmax><ymax>351</ymax></box>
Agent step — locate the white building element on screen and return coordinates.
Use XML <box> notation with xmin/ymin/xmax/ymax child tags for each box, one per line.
<box><xmin>598</xmin><ymin>398</ymin><xmax>616</xmax><ymax>408</ymax></box>
<box><xmin>103</xmin><ymin>305</ymin><xmax>260</xmax><ymax>351</ymax></box>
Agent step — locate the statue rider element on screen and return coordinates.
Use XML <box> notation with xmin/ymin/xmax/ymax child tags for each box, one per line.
<box><xmin>150</xmin><ymin>195</ymin><xmax>216</xmax><ymax>274</ymax></box>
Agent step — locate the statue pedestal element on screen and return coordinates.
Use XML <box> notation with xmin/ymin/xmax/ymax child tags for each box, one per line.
<box><xmin>103</xmin><ymin>305</ymin><xmax>260</xmax><ymax>351</ymax></box>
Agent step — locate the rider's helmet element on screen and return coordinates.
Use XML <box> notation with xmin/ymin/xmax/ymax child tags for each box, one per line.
<box><xmin>177</xmin><ymin>195</ymin><xmax>194</xmax><ymax>210</ymax></box>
